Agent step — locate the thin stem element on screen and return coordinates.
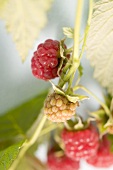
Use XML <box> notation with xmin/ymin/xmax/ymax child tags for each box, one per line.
<box><xmin>54</xmin><ymin>135</ymin><xmax>64</xmax><ymax>150</ymax></box>
<box><xmin>73</xmin><ymin>85</ymin><xmax>111</xmax><ymax>117</ymax></box>
<box><xmin>28</xmin><ymin>115</ymin><xmax>46</xmax><ymax>146</ymax></box>
<box><xmin>39</xmin><ymin>123</ymin><xmax>61</xmax><ymax>137</ymax></box>
<box><xmin>73</xmin><ymin>0</ymin><xmax>84</xmax><ymax>61</ymax></box>
<box><xmin>55</xmin><ymin>151</ymin><xmax>64</xmax><ymax>157</ymax></box>
<box><xmin>9</xmin><ymin>115</ymin><xmax>46</xmax><ymax>170</ymax></box>
<box><xmin>58</xmin><ymin>0</ymin><xmax>84</xmax><ymax>90</ymax></box>
<box><xmin>65</xmin><ymin>47</ymin><xmax>73</xmax><ymax>54</ymax></box>
<box><xmin>66</xmin><ymin>73</ymin><xmax>75</xmax><ymax>94</ymax></box>
<box><xmin>75</xmin><ymin>75</ymin><xmax>81</xmax><ymax>86</ymax></box>
<box><xmin>79</xmin><ymin>0</ymin><xmax>93</xmax><ymax>60</ymax></box>
<box><xmin>88</xmin><ymin>0</ymin><xmax>93</xmax><ymax>25</ymax></box>
<box><xmin>58</xmin><ymin>61</ymin><xmax>71</xmax><ymax>88</ymax></box>
<box><xmin>58</xmin><ymin>61</ymin><xmax>79</xmax><ymax>88</ymax></box>
<box><xmin>64</xmin><ymin>121</ymin><xmax>72</xmax><ymax>130</ymax></box>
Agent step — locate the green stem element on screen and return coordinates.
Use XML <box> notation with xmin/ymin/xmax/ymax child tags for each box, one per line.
<box><xmin>39</xmin><ymin>123</ymin><xmax>62</xmax><ymax>137</ymax></box>
<box><xmin>58</xmin><ymin>61</ymin><xmax>79</xmax><ymax>88</ymax></box>
<box><xmin>65</xmin><ymin>47</ymin><xmax>73</xmax><ymax>54</ymax></box>
<box><xmin>9</xmin><ymin>115</ymin><xmax>46</xmax><ymax>170</ymax></box>
<box><xmin>79</xmin><ymin>0</ymin><xmax>93</xmax><ymax>60</ymax></box>
<box><xmin>58</xmin><ymin>61</ymin><xmax>71</xmax><ymax>88</ymax></box>
<box><xmin>66</xmin><ymin>73</ymin><xmax>75</xmax><ymax>94</ymax></box>
<box><xmin>88</xmin><ymin>0</ymin><xmax>93</xmax><ymax>25</ymax></box>
<box><xmin>75</xmin><ymin>74</ymin><xmax>81</xmax><ymax>86</ymax></box>
<box><xmin>58</xmin><ymin>0</ymin><xmax>84</xmax><ymax>90</ymax></box>
<box><xmin>73</xmin><ymin>0</ymin><xmax>84</xmax><ymax>61</ymax></box>
<box><xmin>73</xmin><ymin>85</ymin><xmax>111</xmax><ymax>117</ymax></box>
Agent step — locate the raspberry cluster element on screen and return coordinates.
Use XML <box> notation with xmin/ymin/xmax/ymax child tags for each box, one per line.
<box><xmin>31</xmin><ymin>39</ymin><xmax>113</xmax><ymax>169</ymax></box>
<box><xmin>44</xmin><ymin>92</ymin><xmax>79</xmax><ymax>122</ymax></box>
<box><xmin>61</xmin><ymin>125</ymin><xmax>99</xmax><ymax>161</ymax></box>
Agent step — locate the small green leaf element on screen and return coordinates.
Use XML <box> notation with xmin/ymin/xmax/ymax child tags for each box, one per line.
<box><xmin>78</xmin><ymin>64</ymin><xmax>83</xmax><ymax>77</ymax></box>
<box><xmin>90</xmin><ymin>109</ymin><xmax>106</xmax><ymax>120</ymax></box>
<box><xmin>50</xmin><ymin>82</ymin><xmax>89</xmax><ymax>103</ymax></box>
<box><xmin>59</xmin><ymin>39</ymin><xmax>66</xmax><ymax>59</ymax></box>
<box><xmin>63</xmin><ymin>27</ymin><xmax>74</xmax><ymax>38</ymax></box>
<box><xmin>104</xmin><ymin>118</ymin><xmax>113</xmax><ymax>128</ymax></box>
<box><xmin>0</xmin><ymin>140</ymin><xmax>25</xmax><ymax>170</ymax></box>
<box><xmin>50</xmin><ymin>81</ymin><xmax>65</xmax><ymax>96</ymax></box>
<box><xmin>0</xmin><ymin>90</ymin><xmax>48</xmax><ymax>142</ymax></box>
<box><xmin>98</xmin><ymin>123</ymin><xmax>107</xmax><ymax>136</ymax></box>
<box><xmin>74</xmin><ymin>117</ymin><xmax>84</xmax><ymax>130</ymax></box>
<box><xmin>66</xmin><ymin>94</ymin><xmax>89</xmax><ymax>103</ymax></box>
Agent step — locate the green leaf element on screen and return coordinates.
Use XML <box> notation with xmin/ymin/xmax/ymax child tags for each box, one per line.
<box><xmin>0</xmin><ymin>0</ymin><xmax>53</xmax><ymax>61</ymax></box>
<box><xmin>57</xmin><ymin>39</ymin><xmax>67</xmax><ymax>75</ymax></box>
<box><xmin>90</xmin><ymin>109</ymin><xmax>106</xmax><ymax>120</ymax></box>
<box><xmin>0</xmin><ymin>140</ymin><xmax>25</xmax><ymax>170</ymax></box>
<box><xmin>66</xmin><ymin>94</ymin><xmax>89</xmax><ymax>103</ymax></box>
<box><xmin>50</xmin><ymin>81</ymin><xmax>89</xmax><ymax>103</ymax></box>
<box><xmin>0</xmin><ymin>90</ymin><xmax>48</xmax><ymax>142</ymax></box>
<box><xmin>86</xmin><ymin>0</ymin><xmax>113</xmax><ymax>96</ymax></box>
<box><xmin>63</xmin><ymin>27</ymin><xmax>74</xmax><ymax>38</ymax></box>
<box><xmin>78</xmin><ymin>64</ymin><xmax>83</xmax><ymax>77</ymax></box>
<box><xmin>50</xmin><ymin>81</ymin><xmax>65</xmax><ymax>96</ymax></box>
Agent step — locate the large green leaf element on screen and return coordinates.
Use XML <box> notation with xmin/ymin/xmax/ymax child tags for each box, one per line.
<box><xmin>0</xmin><ymin>90</ymin><xmax>48</xmax><ymax>142</ymax></box>
<box><xmin>0</xmin><ymin>140</ymin><xmax>25</xmax><ymax>170</ymax></box>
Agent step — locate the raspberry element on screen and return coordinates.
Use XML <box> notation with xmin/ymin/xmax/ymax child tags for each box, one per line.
<box><xmin>47</xmin><ymin>150</ymin><xmax>80</xmax><ymax>170</ymax></box>
<box><xmin>87</xmin><ymin>135</ymin><xmax>113</xmax><ymax>168</ymax></box>
<box><xmin>61</xmin><ymin>125</ymin><xmax>99</xmax><ymax>161</ymax></box>
<box><xmin>44</xmin><ymin>93</ymin><xmax>79</xmax><ymax>122</ymax></box>
<box><xmin>31</xmin><ymin>39</ymin><xmax>67</xmax><ymax>80</ymax></box>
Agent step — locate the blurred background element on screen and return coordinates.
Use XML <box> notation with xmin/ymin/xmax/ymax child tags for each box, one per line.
<box><xmin>0</xmin><ymin>0</ymin><xmax>103</xmax><ymax>114</ymax></box>
<box><xmin>0</xmin><ymin>0</ymin><xmax>111</xmax><ymax>169</ymax></box>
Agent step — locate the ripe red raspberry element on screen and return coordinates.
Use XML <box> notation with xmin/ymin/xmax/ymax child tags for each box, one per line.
<box><xmin>47</xmin><ymin>150</ymin><xmax>80</xmax><ymax>170</ymax></box>
<box><xmin>31</xmin><ymin>39</ymin><xmax>67</xmax><ymax>80</ymax></box>
<box><xmin>44</xmin><ymin>93</ymin><xmax>79</xmax><ymax>122</ymax></box>
<box><xmin>87</xmin><ymin>135</ymin><xmax>113</xmax><ymax>168</ymax></box>
<box><xmin>61</xmin><ymin>125</ymin><xmax>99</xmax><ymax>161</ymax></box>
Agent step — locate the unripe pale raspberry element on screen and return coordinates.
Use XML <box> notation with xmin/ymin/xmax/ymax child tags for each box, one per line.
<box><xmin>61</xmin><ymin>125</ymin><xmax>99</xmax><ymax>161</ymax></box>
<box><xmin>44</xmin><ymin>93</ymin><xmax>79</xmax><ymax>122</ymax></box>
<box><xmin>31</xmin><ymin>39</ymin><xmax>69</xmax><ymax>80</ymax></box>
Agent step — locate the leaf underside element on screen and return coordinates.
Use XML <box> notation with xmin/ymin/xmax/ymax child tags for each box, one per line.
<box><xmin>0</xmin><ymin>0</ymin><xmax>53</xmax><ymax>61</ymax></box>
<box><xmin>86</xmin><ymin>0</ymin><xmax>113</xmax><ymax>96</ymax></box>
